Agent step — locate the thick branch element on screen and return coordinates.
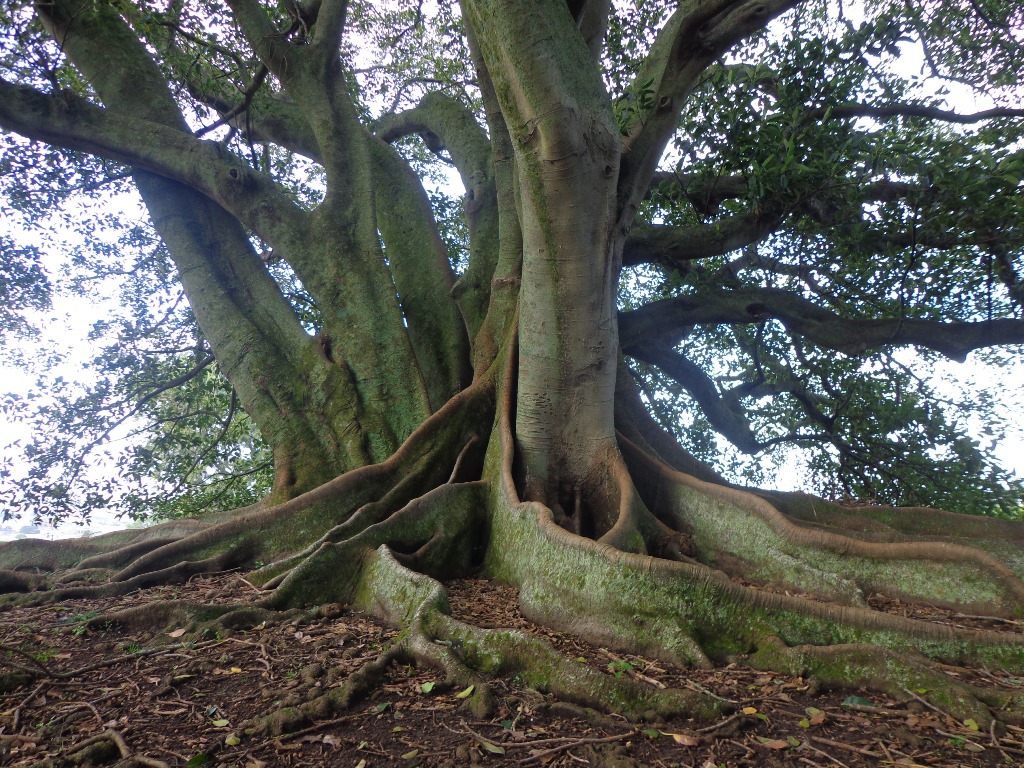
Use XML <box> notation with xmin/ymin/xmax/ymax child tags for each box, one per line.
<box><xmin>623</xmin><ymin>214</ymin><xmax>782</xmax><ymax>267</ymax></box>
<box><xmin>630</xmin><ymin>346</ymin><xmax>763</xmax><ymax>453</ymax></box>
<box><xmin>0</xmin><ymin>80</ymin><xmax>310</xmax><ymax>256</ymax></box>
<box><xmin>620</xmin><ymin>287</ymin><xmax>1024</xmax><ymax>361</ymax></box>
<box><xmin>224</xmin><ymin>0</ymin><xmax>293</xmax><ymax>78</ymax></box>
<box><xmin>566</xmin><ymin>0</ymin><xmax>612</xmax><ymax>58</ymax></box>
<box><xmin>376</xmin><ymin>92</ymin><xmax>492</xmax><ymax>194</ymax></box>
<box><xmin>810</xmin><ymin>103</ymin><xmax>1024</xmax><ymax>124</ymax></box>
<box><xmin>618</xmin><ymin>0</ymin><xmax>800</xmax><ymax>219</ymax></box>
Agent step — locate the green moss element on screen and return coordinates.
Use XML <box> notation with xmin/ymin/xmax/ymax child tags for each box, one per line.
<box><xmin>665</xmin><ymin>484</ymin><xmax>1011</xmax><ymax>612</ymax></box>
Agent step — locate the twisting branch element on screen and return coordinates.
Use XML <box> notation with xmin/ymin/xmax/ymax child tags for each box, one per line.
<box><xmin>623</xmin><ymin>214</ymin><xmax>783</xmax><ymax>267</ymax></box>
<box><xmin>630</xmin><ymin>345</ymin><xmax>763</xmax><ymax>453</ymax></box>
<box><xmin>0</xmin><ymin>78</ymin><xmax>311</xmax><ymax>256</ymax></box>
<box><xmin>619</xmin><ymin>286</ymin><xmax>1024</xmax><ymax>361</ymax></box>
<box><xmin>194</xmin><ymin>64</ymin><xmax>269</xmax><ymax>138</ymax></box>
<box><xmin>618</xmin><ymin>0</ymin><xmax>801</xmax><ymax>218</ymax></box>
<box><xmin>808</xmin><ymin>102</ymin><xmax>1024</xmax><ymax>124</ymax></box>
<box><xmin>375</xmin><ymin>92</ymin><xmax>492</xmax><ymax>192</ymax></box>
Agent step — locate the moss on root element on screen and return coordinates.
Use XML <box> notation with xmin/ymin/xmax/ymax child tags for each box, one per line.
<box><xmin>3</xmin><ymin>367</ymin><xmax>1024</xmax><ymax>736</ymax></box>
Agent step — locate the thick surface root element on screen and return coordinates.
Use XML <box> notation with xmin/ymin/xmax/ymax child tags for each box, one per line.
<box><xmin>5</xmin><ymin>362</ymin><xmax>1024</xmax><ymax>740</ymax></box>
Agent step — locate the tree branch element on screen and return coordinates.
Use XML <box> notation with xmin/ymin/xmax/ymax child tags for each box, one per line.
<box><xmin>375</xmin><ymin>92</ymin><xmax>492</xmax><ymax>195</ymax></box>
<box><xmin>0</xmin><ymin>79</ymin><xmax>310</xmax><ymax>256</ymax></box>
<box><xmin>619</xmin><ymin>287</ymin><xmax>1024</xmax><ymax>361</ymax></box>
<box><xmin>623</xmin><ymin>214</ymin><xmax>783</xmax><ymax>267</ymax></box>
<box><xmin>618</xmin><ymin>0</ymin><xmax>801</xmax><ymax>219</ymax></box>
<box><xmin>630</xmin><ymin>346</ymin><xmax>763</xmax><ymax>453</ymax></box>
<box><xmin>809</xmin><ymin>103</ymin><xmax>1024</xmax><ymax>124</ymax></box>
<box><xmin>224</xmin><ymin>0</ymin><xmax>293</xmax><ymax>78</ymax></box>
<box><xmin>566</xmin><ymin>0</ymin><xmax>612</xmax><ymax>58</ymax></box>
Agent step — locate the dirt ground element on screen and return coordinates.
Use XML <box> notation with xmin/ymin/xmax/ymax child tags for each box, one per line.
<box><xmin>2</xmin><ymin>572</ymin><xmax>1023</xmax><ymax>768</ymax></box>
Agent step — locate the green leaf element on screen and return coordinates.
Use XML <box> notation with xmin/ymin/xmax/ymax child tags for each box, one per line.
<box><xmin>478</xmin><ymin>740</ymin><xmax>506</xmax><ymax>755</ymax></box>
<box><xmin>186</xmin><ymin>755</ymin><xmax>210</xmax><ymax>768</ymax></box>
<box><xmin>401</xmin><ymin>749</ymin><xmax>419</xmax><ymax>759</ymax></box>
<box><xmin>455</xmin><ymin>685</ymin><xmax>475</xmax><ymax>699</ymax></box>
<box><xmin>641</xmin><ymin>728</ymin><xmax>660</xmax><ymax>739</ymax></box>
<box><xmin>224</xmin><ymin>734</ymin><xmax>241</xmax><ymax>746</ymax></box>
<box><xmin>964</xmin><ymin>718</ymin><xmax>980</xmax><ymax>731</ymax></box>
<box><xmin>842</xmin><ymin>696</ymin><xmax>872</xmax><ymax>707</ymax></box>
<box><xmin>419</xmin><ymin>681</ymin><xmax>435</xmax><ymax>694</ymax></box>
<box><xmin>210</xmin><ymin>719</ymin><xmax>229</xmax><ymax>727</ymax></box>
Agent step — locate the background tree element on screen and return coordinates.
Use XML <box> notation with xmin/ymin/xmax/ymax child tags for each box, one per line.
<box><xmin>2</xmin><ymin>0</ymin><xmax>1024</xmax><ymax>728</ymax></box>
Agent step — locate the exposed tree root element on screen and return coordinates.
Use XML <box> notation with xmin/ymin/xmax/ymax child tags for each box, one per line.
<box><xmin>36</xmin><ymin>727</ymin><xmax>170</xmax><ymax>768</ymax></box>
<box><xmin>747</xmin><ymin>635</ymin><xmax>1024</xmax><ymax>729</ymax></box>
<box><xmin>622</xmin><ymin>437</ymin><xmax>1024</xmax><ymax>615</ymax></box>
<box><xmin>4</xmin><ymin>357</ymin><xmax>1024</xmax><ymax>737</ymax></box>
<box><xmin>0</xmin><ymin>381</ymin><xmax>494</xmax><ymax>600</ymax></box>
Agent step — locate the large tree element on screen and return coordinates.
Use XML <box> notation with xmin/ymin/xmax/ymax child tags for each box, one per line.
<box><xmin>2</xmin><ymin>0</ymin><xmax>1024</xmax><ymax>729</ymax></box>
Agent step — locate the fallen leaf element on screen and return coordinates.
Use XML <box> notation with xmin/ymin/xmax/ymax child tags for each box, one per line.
<box><xmin>355</xmin><ymin>761</ymin><xmax>367</xmax><ymax>768</ymax></box>
<box><xmin>963</xmin><ymin>718</ymin><xmax>980</xmax><ymax>731</ymax></box>
<box><xmin>211</xmin><ymin>719</ymin><xmax>230</xmax><ymax>727</ymax></box>
<box><xmin>230</xmin><ymin>667</ymin><xmax>242</xmax><ymax>674</ymax></box>
<box><xmin>455</xmin><ymin>684</ymin><xmax>475</xmax><ymax>699</ymax></box>
<box><xmin>741</xmin><ymin>706</ymin><xmax>758</xmax><ymax>715</ymax></box>
<box><xmin>401</xmin><ymin>749</ymin><xmax>419</xmax><ymax>759</ymax></box>
<box><xmin>419</xmin><ymin>681</ymin><xmax>436</xmax><ymax>694</ymax></box>
<box><xmin>478</xmin><ymin>740</ymin><xmax>506</xmax><ymax>755</ymax></box>
<box><xmin>758</xmin><ymin>738</ymin><xmax>790</xmax><ymax>750</ymax></box>
<box><xmin>663</xmin><ymin>732</ymin><xmax>699</xmax><ymax>746</ymax></box>
<box><xmin>168</xmin><ymin>628</ymin><xmax>187</xmax><ymax>638</ymax></box>
<box><xmin>798</xmin><ymin>718</ymin><xmax>810</xmax><ymax>728</ymax></box>
<box><xmin>964</xmin><ymin>741</ymin><xmax>985</xmax><ymax>753</ymax></box>
<box><xmin>225</xmin><ymin>734</ymin><xmax>241</xmax><ymax>746</ymax></box>
<box><xmin>322</xmin><ymin>735</ymin><xmax>340</xmax><ymax>747</ymax></box>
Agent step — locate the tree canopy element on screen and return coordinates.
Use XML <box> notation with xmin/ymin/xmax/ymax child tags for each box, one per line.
<box><xmin>2</xmin><ymin>0</ymin><xmax>1024</xmax><ymax>735</ymax></box>
<box><xmin>2</xmin><ymin>0</ymin><xmax>1023</xmax><ymax>525</ymax></box>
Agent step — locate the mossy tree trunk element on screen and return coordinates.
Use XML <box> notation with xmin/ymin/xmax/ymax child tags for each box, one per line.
<box><xmin>2</xmin><ymin>0</ymin><xmax>1024</xmax><ymax>731</ymax></box>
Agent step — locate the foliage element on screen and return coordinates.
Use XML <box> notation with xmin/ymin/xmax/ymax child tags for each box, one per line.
<box><xmin>0</xmin><ymin>0</ymin><xmax>1023</xmax><ymax>524</ymax></box>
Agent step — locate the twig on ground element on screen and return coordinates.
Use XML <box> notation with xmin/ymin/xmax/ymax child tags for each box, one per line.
<box><xmin>696</xmin><ymin>711</ymin><xmax>748</xmax><ymax>734</ymax></box>
<box><xmin>805</xmin><ymin>741</ymin><xmax>852</xmax><ymax>768</ymax></box>
<box><xmin>684</xmin><ymin>679</ymin><xmax>737</xmax><ymax>703</ymax></box>
<box><xmin>902</xmin><ymin>687</ymin><xmax>954</xmax><ymax>720</ymax></box>
<box><xmin>808</xmin><ymin>736</ymin><xmax>883</xmax><ymax>758</ymax></box>
<box><xmin>518</xmin><ymin>732</ymin><xmax>639</xmax><ymax>764</ymax></box>
<box><xmin>276</xmin><ymin>711</ymin><xmax>363</xmax><ymax>742</ymax></box>
<box><xmin>991</xmin><ymin>718</ymin><xmax>1013</xmax><ymax>762</ymax></box>
<box><xmin>11</xmin><ymin>681</ymin><xmax>46</xmax><ymax>731</ymax></box>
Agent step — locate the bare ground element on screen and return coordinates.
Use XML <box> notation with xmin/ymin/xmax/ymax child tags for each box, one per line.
<box><xmin>2</xmin><ymin>573</ymin><xmax>1023</xmax><ymax>768</ymax></box>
